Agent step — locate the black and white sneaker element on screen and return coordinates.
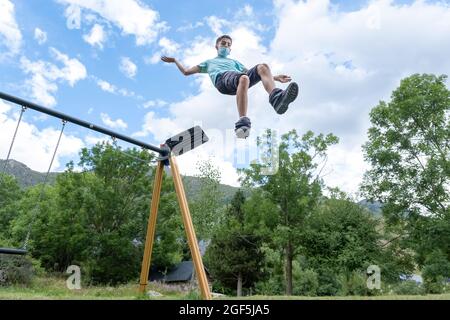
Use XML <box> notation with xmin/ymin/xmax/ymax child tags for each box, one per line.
<box><xmin>235</xmin><ymin>116</ymin><xmax>251</xmax><ymax>139</ymax></box>
<box><xmin>269</xmin><ymin>82</ymin><xmax>299</xmax><ymax>115</ymax></box>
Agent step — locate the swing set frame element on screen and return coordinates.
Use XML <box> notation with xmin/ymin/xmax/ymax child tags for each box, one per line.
<box><xmin>0</xmin><ymin>91</ymin><xmax>212</xmax><ymax>300</ymax></box>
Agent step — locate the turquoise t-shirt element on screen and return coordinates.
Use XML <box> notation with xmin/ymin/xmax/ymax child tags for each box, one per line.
<box><xmin>198</xmin><ymin>56</ymin><xmax>247</xmax><ymax>85</ymax></box>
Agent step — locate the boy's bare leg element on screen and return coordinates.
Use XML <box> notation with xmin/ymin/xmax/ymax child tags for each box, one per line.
<box><xmin>257</xmin><ymin>63</ymin><xmax>276</xmax><ymax>94</ymax></box>
<box><xmin>236</xmin><ymin>75</ymin><xmax>250</xmax><ymax>117</ymax></box>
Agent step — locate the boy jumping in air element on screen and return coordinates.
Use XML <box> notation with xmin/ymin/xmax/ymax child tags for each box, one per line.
<box><xmin>161</xmin><ymin>35</ymin><xmax>299</xmax><ymax>139</ymax></box>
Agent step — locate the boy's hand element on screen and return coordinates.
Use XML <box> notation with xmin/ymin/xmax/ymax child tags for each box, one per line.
<box><xmin>161</xmin><ymin>56</ymin><xmax>176</xmax><ymax>63</ymax></box>
<box><xmin>274</xmin><ymin>75</ymin><xmax>292</xmax><ymax>83</ymax></box>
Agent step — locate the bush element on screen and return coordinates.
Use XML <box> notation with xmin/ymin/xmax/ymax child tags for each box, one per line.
<box><xmin>0</xmin><ymin>254</ymin><xmax>35</xmax><ymax>286</ymax></box>
<box><xmin>316</xmin><ymin>269</ymin><xmax>341</xmax><ymax>296</ymax></box>
<box><xmin>254</xmin><ymin>274</ymin><xmax>285</xmax><ymax>296</ymax></box>
<box><xmin>338</xmin><ymin>272</ymin><xmax>370</xmax><ymax>296</ymax></box>
<box><xmin>392</xmin><ymin>280</ymin><xmax>425</xmax><ymax>295</ymax></box>
<box><xmin>422</xmin><ymin>250</ymin><xmax>450</xmax><ymax>294</ymax></box>
<box><xmin>293</xmin><ymin>268</ymin><xmax>318</xmax><ymax>296</ymax></box>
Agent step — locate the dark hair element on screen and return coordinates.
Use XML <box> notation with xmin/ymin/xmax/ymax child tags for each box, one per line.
<box><xmin>216</xmin><ymin>35</ymin><xmax>232</xmax><ymax>46</ymax></box>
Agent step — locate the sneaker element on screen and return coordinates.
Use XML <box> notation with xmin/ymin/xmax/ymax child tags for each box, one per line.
<box><xmin>235</xmin><ymin>116</ymin><xmax>251</xmax><ymax>139</ymax></box>
<box><xmin>269</xmin><ymin>82</ymin><xmax>299</xmax><ymax>115</ymax></box>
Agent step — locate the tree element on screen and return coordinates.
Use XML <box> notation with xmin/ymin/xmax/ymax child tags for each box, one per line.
<box><xmin>361</xmin><ymin>73</ymin><xmax>449</xmax><ymax>268</ymax></box>
<box><xmin>189</xmin><ymin>159</ymin><xmax>225</xmax><ymax>241</ymax></box>
<box><xmin>302</xmin><ymin>196</ymin><xmax>414</xmax><ymax>294</ymax></box>
<box><xmin>205</xmin><ymin>190</ymin><xmax>265</xmax><ymax>296</ymax></box>
<box><xmin>11</xmin><ymin>143</ymin><xmax>184</xmax><ymax>284</ymax></box>
<box><xmin>239</xmin><ymin>129</ymin><xmax>338</xmax><ymax>295</ymax></box>
<box><xmin>0</xmin><ymin>174</ymin><xmax>22</xmax><ymax>241</ymax></box>
<box><xmin>303</xmin><ymin>198</ymin><xmax>382</xmax><ymax>271</ymax></box>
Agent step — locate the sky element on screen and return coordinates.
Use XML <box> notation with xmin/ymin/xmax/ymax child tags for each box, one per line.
<box><xmin>1</xmin><ymin>0</ymin><xmax>450</xmax><ymax>198</ymax></box>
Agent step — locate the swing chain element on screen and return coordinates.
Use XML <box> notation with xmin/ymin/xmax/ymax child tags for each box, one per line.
<box><xmin>1</xmin><ymin>105</ymin><xmax>27</xmax><ymax>177</ymax></box>
<box><xmin>23</xmin><ymin>119</ymin><xmax>67</xmax><ymax>250</ymax></box>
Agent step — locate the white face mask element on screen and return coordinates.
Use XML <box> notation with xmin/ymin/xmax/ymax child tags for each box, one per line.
<box><xmin>218</xmin><ymin>47</ymin><xmax>230</xmax><ymax>57</ymax></box>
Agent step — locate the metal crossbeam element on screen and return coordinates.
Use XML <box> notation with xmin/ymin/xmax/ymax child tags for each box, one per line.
<box><xmin>0</xmin><ymin>91</ymin><xmax>166</xmax><ymax>155</ymax></box>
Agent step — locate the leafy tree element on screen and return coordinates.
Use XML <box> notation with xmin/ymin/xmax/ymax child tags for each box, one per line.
<box><xmin>302</xmin><ymin>198</ymin><xmax>384</xmax><ymax>273</ymax></box>
<box><xmin>0</xmin><ymin>174</ymin><xmax>22</xmax><ymax>241</ymax></box>
<box><xmin>11</xmin><ymin>143</ymin><xmax>184</xmax><ymax>284</ymax></box>
<box><xmin>422</xmin><ymin>250</ymin><xmax>450</xmax><ymax>294</ymax></box>
<box><xmin>239</xmin><ymin>129</ymin><xmax>338</xmax><ymax>295</ymax></box>
<box><xmin>189</xmin><ymin>159</ymin><xmax>225</xmax><ymax>241</ymax></box>
<box><xmin>303</xmin><ymin>196</ymin><xmax>415</xmax><ymax>294</ymax></box>
<box><xmin>205</xmin><ymin>190</ymin><xmax>265</xmax><ymax>296</ymax></box>
<box><xmin>361</xmin><ymin>73</ymin><xmax>449</xmax><ymax>270</ymax></box>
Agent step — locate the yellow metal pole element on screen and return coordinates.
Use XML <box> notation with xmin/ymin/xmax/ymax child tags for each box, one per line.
<box><xmin>139</xmin><ymin>160</ymin><xmax>164</xmax><ymax>293</ymax></box>
<box><xmin>169</xmin><ymin>156</ymin><xmax>212</xmax><ymax>300</ymax></box>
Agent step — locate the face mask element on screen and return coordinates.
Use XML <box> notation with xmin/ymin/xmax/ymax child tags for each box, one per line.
<box><xmin>218</xmin><ymin>47</ymin><xmax>230</xmax><ymax>57</ymax></box>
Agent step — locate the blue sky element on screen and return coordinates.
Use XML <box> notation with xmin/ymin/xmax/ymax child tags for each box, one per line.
<box><xmin>1</xmin><ymin>0</ymin><xmax>450</xmax><ymax>196</ymax></box>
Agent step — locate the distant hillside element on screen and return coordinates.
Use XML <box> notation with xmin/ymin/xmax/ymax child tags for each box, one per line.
<box><xmin>0</xmin><ymin>159</ymin><xmax>58</xmax><ymax>187</ymax></box>
<box><xmin>0</xmin><ymin>159</ymin><xmax>240</xmax><ymax>204</ymax></box>
<box><xmin>358</xmin><ymin>199</ymin><xmax>383</xmax><ymax>217</ymax></box>
<box><xmin>1</xmin><ymin>159</ymin><xmax>383</xmax><ymax>214</ymax></box>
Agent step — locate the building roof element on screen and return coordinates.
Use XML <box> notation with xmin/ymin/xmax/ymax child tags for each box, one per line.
<box><xmin>150</xmin><ymin>261</ymin><xmax>210</xmax><ymax>283</ymax></box>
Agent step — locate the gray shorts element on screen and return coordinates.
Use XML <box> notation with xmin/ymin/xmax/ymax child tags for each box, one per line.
<box><xmin>214</xmin><ymin>65</ymin><xmax>261</xmax><ymax>95</ymax></box>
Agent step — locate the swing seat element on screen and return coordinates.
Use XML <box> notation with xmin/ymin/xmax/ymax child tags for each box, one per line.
<box><xmin>165</xmin><ymin>126</ymin><xmax>209</xmax><ymax>156</ymax></box>
<box><xmin>0</xmin><ymin>247</ymin><xmax>27</xmax><ymax>255</ymax></box>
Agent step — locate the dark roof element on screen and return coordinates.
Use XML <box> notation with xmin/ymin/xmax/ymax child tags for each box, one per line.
<box><xmin>150</xmin><ymin>261</ymin><xmax>209</xmax><ymax>282</ymax></box>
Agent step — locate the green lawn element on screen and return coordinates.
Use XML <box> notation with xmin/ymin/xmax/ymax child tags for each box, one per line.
<box><xmin>0</xmin><ymin>277</ymin><xmax>449</xmax><ymax>300</ymax></box>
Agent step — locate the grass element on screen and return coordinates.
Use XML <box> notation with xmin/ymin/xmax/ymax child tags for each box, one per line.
<box><xmin>0</xmin><ymin>276</ymin><xmax>187</xmax><ymax>300</ymax></box>
<box><xmin>228</xmin><ymin>294</ymin><xmax>450</xmax><ymax>300</ymax></box>
<box><xmin>0</xmin><ymin>276</ymin><xmax>449</xmax><ymax>300</ymax></box>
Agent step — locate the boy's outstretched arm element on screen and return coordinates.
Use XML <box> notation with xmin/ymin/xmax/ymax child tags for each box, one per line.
<box><xmin>273</xmin><ymin>74</ymin><xmax>292</xmax><ymax>83</ymax></box>
<box><xmin>161</xmin><ymin>56</ymin><xmax>200</xmax><ymax>76</ymax></box>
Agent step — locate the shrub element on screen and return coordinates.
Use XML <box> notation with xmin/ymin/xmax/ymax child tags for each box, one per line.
<box><xmin>392</xmin><ymin>280</ymin><xmax>425</xmax><ymax>295</ymax></box>
<box><xmin>422</xmin><ymin>250</ymin><xmax>450</xmax><ymax>294</ymax></box>
<box><xmin>254</xmin><ymin>274</ymin><xmax>285</xmax><ymax>296</ymax></box>
<box><xmin>338</xmin><ymin>272</ymin><xmax>370</xmax><ymax>296</ymax></box>
<box><xmin>0</xmin><ymin>254</ymin><xmax>35</xmax><ymax>286</ymax></box>
<box><xmin>293</xmin><ymin>268</ymin><xmax>318</xmax><ymax>296</ymax></box>
<box><xmin>316</xmin><ymin>269</ymin><xmax>341</xmax><ymax>296</ymax></box>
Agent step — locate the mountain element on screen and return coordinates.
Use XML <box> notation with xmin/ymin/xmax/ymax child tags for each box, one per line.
<box><xmin>358</xmin><ymin>199</ymin><xmax>383</xmax><ymax>217</ymax></box>
<box><xmin>0</xmin><ymin>159</ymin><xmax>240</xmax><ymax>204</ymax></box>
<box><xmin>1</xmin><ymin>159</ymin><xmax>383</xmax><ymax>214</ymax></box>
<box><xmin>0</xmin><ymin>159</ymin><xmax>58</xmax><ymax>187</ymax></box>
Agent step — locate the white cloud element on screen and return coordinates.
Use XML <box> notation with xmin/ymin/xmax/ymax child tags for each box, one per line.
<box><xmin>132</xmin><ymin>111</ymin><xmax>182</xmax><ymax>141</ymax></box>
<box><xmin>20</xmin><ymin>48</ymin><xmax>87</xmax><ymax>107</ymax></box>
<box><xmin>135</xmin><ymin>0</ymin><xmax>450</xmax><ymax>193</ymax></box>
<box><xmin>144</xmin><ymin>37</ymin><xmax>180</xmax><ymax>65</ymax></box>
<box><xmin>57</xmin><ymin>0</ymin><xmax>167</xmax><ymax>45</ymax></box>
<box><xmin>119</xmin><ymin>57</ymin><xmax>137</xmax><ymax>78</ymax></box>
<box><xmin>84</xmin><ymin>134</ymin><xmax>109</xmax><ymax>146</ymax></box>
<box><xmin>145</xmin><ymin>53</ymin><xmax>161</xmax><ymax>65</ymax></box>
<box><xmin>0</xmin><ymin>99</ymin><xmax>12</xmax><ymax>119</ymax></box>
<box><xmin>143</xmin><ymin>99</ymin><xmax>168</xmax><ymax>109</ymax></box>
<box><xmin>243</xmin><ymin>4</ymin><xmax>254</xmax><ymax>16</ymax></box>
<box><xmin>177</xmin><ymin>152</ymin><xmax>241</xmax><ymax>187</ymax></box>
<box><xmin>205</xmin><ymin>15</ymin><xmax>230</xmax><ymax>35</ymax></box>
<box><xmin>100</xmin><ymin>112</ymin><xmax>128</xmax><ymax>130</ymax></box>
<box><xmin>96</xmin><ymin>79</ymin><xmax>116</xmax><ymax>93</ymax></box>
<box><xmin>0</xmin><ymin>100</ymin><xmax>84</xmax><ymax>172</ymax></box>
<box><xmin>176</xmin><ymin>21</ymin><xmax>204</xmax><ymax>32</ymax></box>
<box><xmin>50</xmin><ymin>48</ymin><xmax>87</xmax><ymax>86</ymax></box>
<box><xmin>34</xmin><ymin>28</ymin><xmax>47</xmax><ymax>45</ymax></box>
<box><xmin>159</xmin><ymin>37</ymin><xmax>180</xmax><ymax>55</ymax></box>
<box><xmin>83</xmin><ymin>23</ymin><xmax>105</xmax><ymax>49</ymax></box>
<box><xmin>0</xmin><ymin>0</ymin><xmax>22</xmax><ymax>58</ymax></box>
<box><xmin>94</xmin><ymin>77</ymin><xmax>138</xmax><ymax>98</ymax></box>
